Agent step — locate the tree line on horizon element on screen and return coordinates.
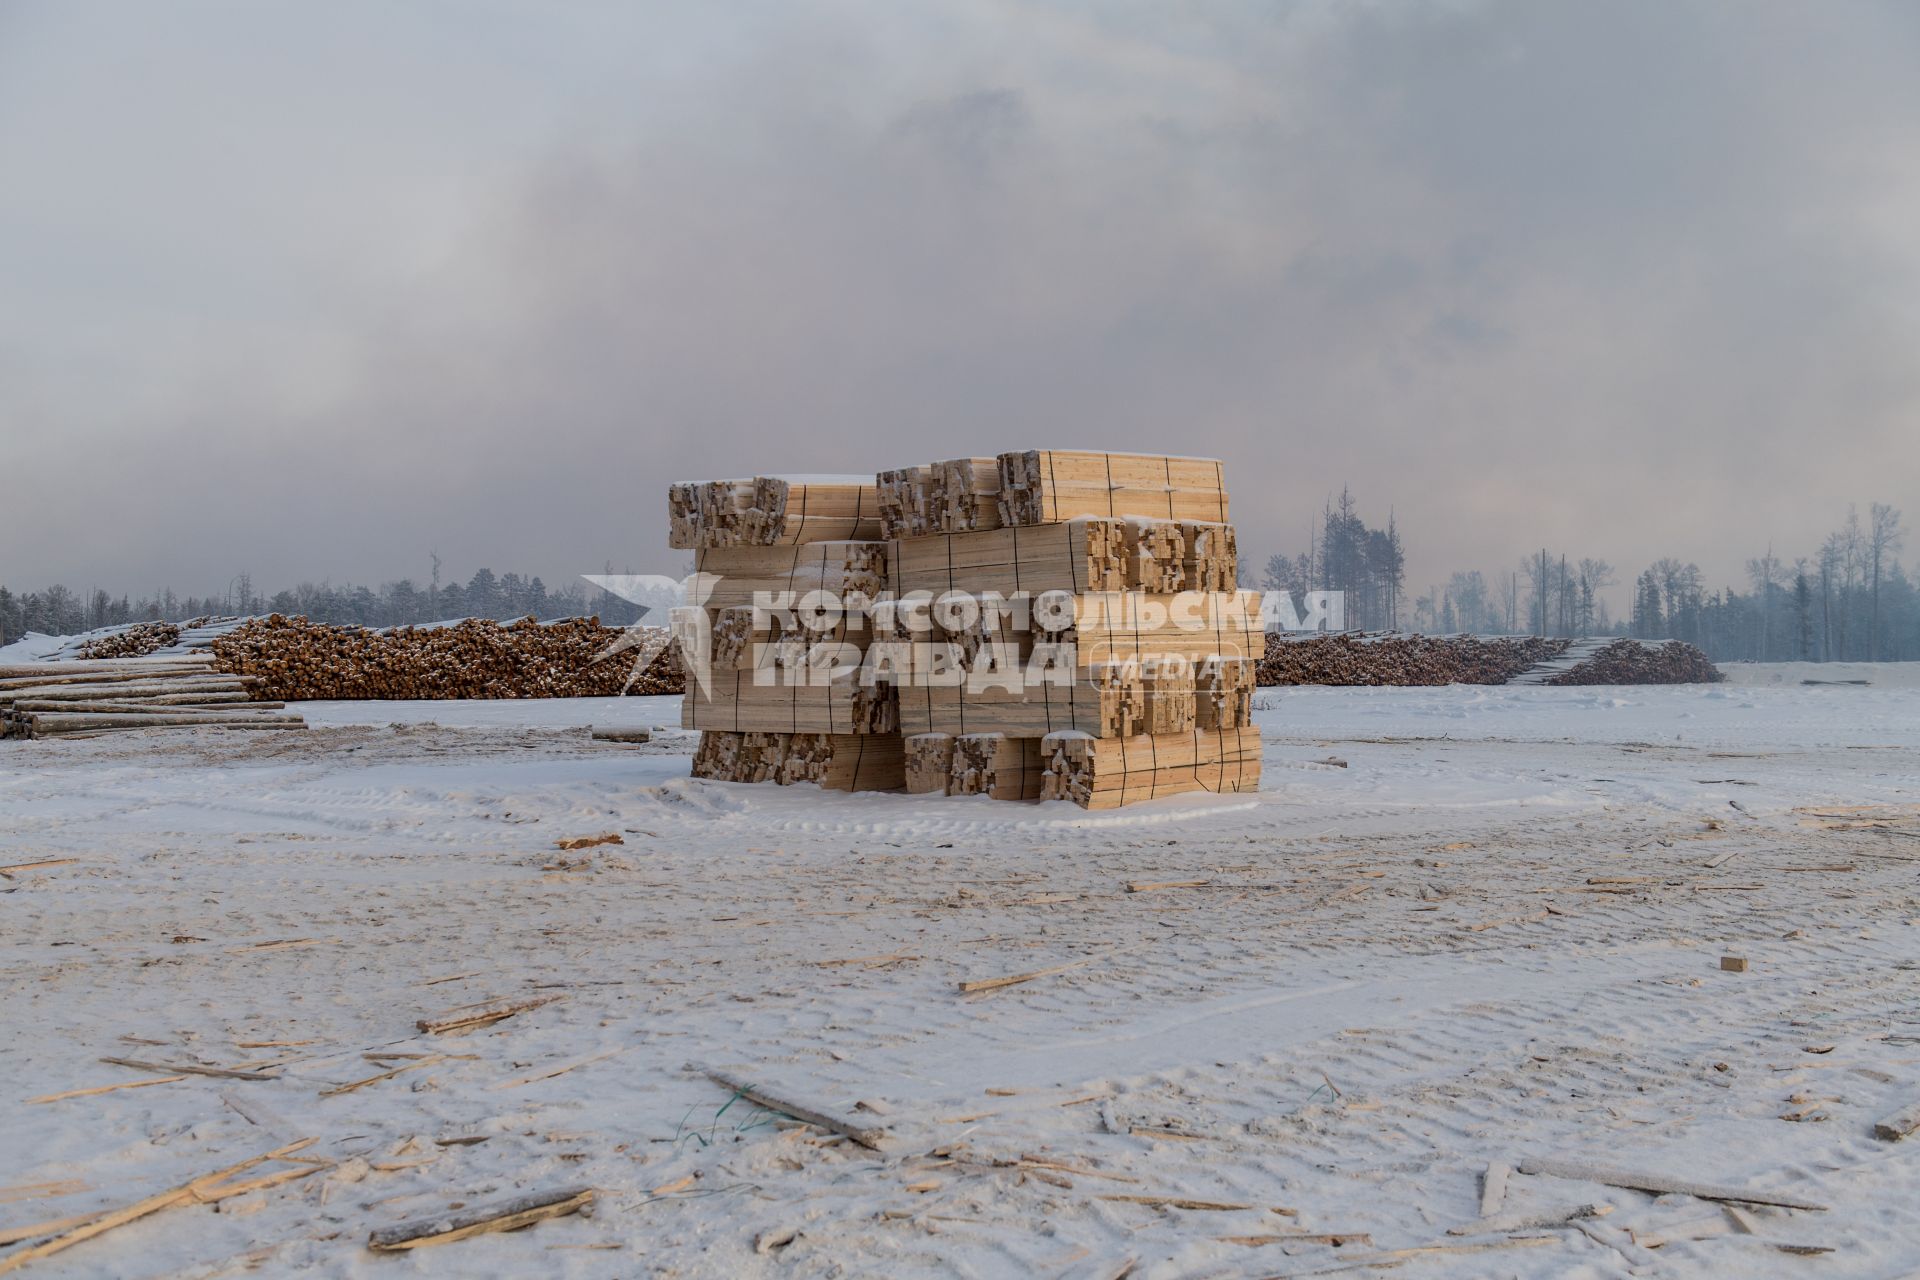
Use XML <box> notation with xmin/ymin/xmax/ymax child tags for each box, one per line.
<box><xmin>1262</xmin><ymin>494</ymin><xmax>1913</xmax><ymax>662</ymax></box>
<box><xmin>5</xmin><ymin>502</ymin><xmax>1913</xmax><ymax>663</ymax></box>
<box><xmin>0</xmin><ymin>563</ymin><xmax>673</xmax><ymax>646</ymax></box>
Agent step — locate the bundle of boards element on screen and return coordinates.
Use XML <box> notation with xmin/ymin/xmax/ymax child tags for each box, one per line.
<box><xmin>0</xmin><ymin>656</ymin><xmax>305</xmax><ymax>739</ymax></box>
<box><xmin>675</xmin><ymin>450</ymin><xmax>1261</xmax><ymax>807</ymax></box>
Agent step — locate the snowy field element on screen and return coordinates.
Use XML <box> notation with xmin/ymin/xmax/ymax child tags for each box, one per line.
<box><xmin>5</xmin><ymin>674</ymin><xmax>1920</xmax><ymax>1278</ymax></box>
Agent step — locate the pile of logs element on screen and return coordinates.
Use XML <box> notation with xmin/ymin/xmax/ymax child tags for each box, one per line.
<box><xmin>1256</xmin><ymin>632</ymin><xmax>1722</xmax><ymax>687</ymax></box>
<box><xmin>1258</xmin><ymin>633</ymin><xmax>1568</xmax><ymax>687</ymax></box>
<box><xmin>0</xmin><ymin>656</ymin><xmax>303</xmax><ymax>739</ymax></box>
<box><xmin>73</xmin><ymin>622</ymin><xmax>183</xmax><ymax>660</ymax></box>
<box><xmin>1544</xmin><ymin>639</ymin><xmax>1722</xmax><ymax>685</ymax></box>
<box><xmin>210</xmin><ymin>616</ymin><xmax>682</xmax><ymax>701</ymax></box>
<box><xmin>677</xmin><ymin>449</ymin><xmax>1260</xmax><ymax>806</ymax></box>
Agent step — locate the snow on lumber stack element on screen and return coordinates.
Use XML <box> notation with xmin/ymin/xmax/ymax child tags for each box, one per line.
<box><xmin>669</xmin><ymin>475</ymin><xmax>882</xmax><ymax>548</ymax></box>
<box><xmin>209</xmin><ymin>615</ymin><xmax>682</xmax><ymax>701</ymax></box>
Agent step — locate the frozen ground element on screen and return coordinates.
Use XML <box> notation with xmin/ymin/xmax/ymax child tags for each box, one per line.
<box><xmin>4</xmin><ymin>673</ymin><xmax>1919</xmax><ymax>1278</ymax></box>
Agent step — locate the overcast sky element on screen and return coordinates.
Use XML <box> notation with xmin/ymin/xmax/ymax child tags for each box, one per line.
<box><xmin>3</xmin><ymin>0</ymin><xmax>1916</xmax><ymax>609</ymax></box>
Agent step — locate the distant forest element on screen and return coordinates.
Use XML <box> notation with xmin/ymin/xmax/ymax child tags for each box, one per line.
<box><xmin>1263</xmin><ymin>495</ymin><xmax>1914</xmax><ymax>662</ymax></box>
<box><xmin>0</xmin><ymin>565</ymin><xmax>674</xmax><ymax>645</ymax></box>
<box><xmin>6</xmin><ymin>501</ymin><xmax>1914</xmax><ymax>663</ymax></box>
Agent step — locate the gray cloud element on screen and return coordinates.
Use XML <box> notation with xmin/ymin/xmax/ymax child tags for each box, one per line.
<box><xmin>1</xmin><ymin>0</ymin><xmax>1915</xmax><ymax>606</ymax></box>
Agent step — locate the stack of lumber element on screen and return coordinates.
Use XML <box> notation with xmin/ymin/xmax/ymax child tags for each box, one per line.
<box><xmin>878</xmin><ymin>458</ymin><xmax>1001</xmax><ymax>537</ymax></box>
<box><xmin>210</xmin><ymin>616</ymin><xmax>682</xmax><ymax>701</ymax></box>
<box><xmin>680</xmin><ymin>539</ymin><xmax>897</xmax><ymax>736</ymax></box>
<box><xmin>1040</xmin><ymin>726</ymin><xmax>1261</xmax><ymax>810</ymax></box>
<box><xmin>1542</xmin><ymin>639</ymin><xmax>1722</xmax><ymax>685</ymax></box>
<box><xmin>881</xmin><ymin>453</ymin><xmax>1234</xmax><ymax>535</ymax></box>
<box><xmin>1257</xmin><ymin>633</ymin><xmax>1567</xmax><ymax>687</ymax></box>
<box><xmin>676</xmin><ymin>449</ymin><xmax>1257</xmax><ymax>806</ymax></box>
<box><xmin>880</xmin><ymin>449</ymin><xmax>1258</xmax><ymax>808</ymax></box>
<box><xmin>691</xmin><ymin>730</ymin><xmax>904</xmax><ymax>790</ymax></box>
<box><xmin>0</xmin><ymin>656</ymin><xmax>302</xmax><ymax>739</ymax></box>
<box><xmin>673</xmin><ymin>475</ymin><xmax>897</xmax><ymax>787</ymax></box>
<box><xmin>997</xmin><ymin>451</ymin><xmax>1230</xmax><ymax>526</ymax></box>
<box><xmin>670</xmin><ymin>476</ymin><xmax>882</xmax><ymax>548</ymax></box>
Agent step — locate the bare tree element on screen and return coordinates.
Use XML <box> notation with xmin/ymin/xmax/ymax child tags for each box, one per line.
<box><xmin>1576</xmin><ymin>559</ymin><xmax>1615</xmax><ymax>635</ymax></box>
<box><xmin>1869</xmin><ymin>503</ymin><xmax>1905</xmax><ymax>660</ymax></box>
<box><xmin>1745</xmin><ymin>545</ymin><xmax>1785</xmax><ymax>662</ymax></box>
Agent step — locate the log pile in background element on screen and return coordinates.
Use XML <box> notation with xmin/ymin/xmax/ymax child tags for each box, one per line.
<box><xmin>73</xmin><ymin>621</ymin><xmax>183</xmax><ymax>660</ymax></box>
<box><xmin>1544</xmin><ymin>639</ymin><xmax>1722</xmax><ymax>685</ymax></box>
<box><xmin>1256</xmin><ymin>632</ymin><xmax>1721</xmax><ymax>687</ymax></box>
<box><xmin>1259</xmin><ymin>633</ymin><xmax>1569</xmax><ymax>687</ymax></box>
<box><xmin>0</xmin><ymin>656</ymin><xmax>302</xmax><ymax>739</ymax></box>
<box><xmin>210</xmin><ymin>616</ymin><xmax>681</xmax><ymax>702</ymax></box>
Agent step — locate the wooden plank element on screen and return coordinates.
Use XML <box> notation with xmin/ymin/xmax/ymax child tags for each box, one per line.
<box><xmin>368</xmin><ymin>1186</ymin><xmax>595</xmax><ymax>1251</ymax></box>
<box><xmin>1872</xmin><ymin>1098</ymin><xmax>1920</xmax><ymax>1142</ymax></box>
<box><xmin>0</xmin><ymin>1139</ymin><xmax>316</xmax><ymax>1275</ymax></box>
<box><xmin>99</xmin><ymin>1056</ymin><xmax>277</xmax><ymax>1082</ymax></box>
<box><xmin>697</xmin><ymin>1065</ymin><xmax>888</xmax><ymax>1149</ymax></box>
<box><xmin>1515</xmin><ymin>1157</ymin><xmax>1827</xmax><ymax>1211</ymax></box>
<box><xmin>30</xmin><ymin>1076</ymin><xmax>187</xmax><ymax>1104</ymax></box>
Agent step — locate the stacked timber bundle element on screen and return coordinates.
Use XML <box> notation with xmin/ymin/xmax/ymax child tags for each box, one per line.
<box><xmin>675</xmin><ymin>449</ymin><xmax>1258</xmax><ymax>806</ymax></box>
<box><xmin>679</xmin><ymin>539</ymin><xmax>897</xmax><ymax>738</ymax></box>
<box><xmin>1040</xmin><ymin>726</ymin><xmax>1260</xmax><ymax>810</ymax></box>
<box><xmin>1544</xmin><ymin>639</ymin><xmax>1722</xmax><ymax>685</ymax></box>
<box><xmin>211</xmin><ymin>616</ymin><xmax>682</xmax><ymax>701</ymax></box>
<box><xmin>670</xmin><ymin>476</ymin><xmax>882</xmax><ymax>548</ymax></box>
<box><xmin>691</xmin><ymin>730</ymin><xmax>904</xmax><ymax>790</ymax></box>
<box><xmin>74</xmin><ymin>622</ymin><xmax>183</xmax><ymax>660</ymax></box>
<box><xmin>1258</xmin><ymin>633</ymin><xmax>1568</xmax><ymax>687</ymax></box>
<box><xmin>878</xmin><ymin>459</ymin><xmax>1002</xmax><ymax>537</ymax></box>
<box><xmin>997</xmin><ymin>451</ymin><xmax>1230</xmax><ymax>526</ymax></box>
<box><xmin>672</xmin><ymin>479</ymin><xmax>899</xmax><ymax>787</ymax></box>
<box><xmin>881</xmin><ymin>449</ymin><xmax>1260</xmax><ymax>808</ymax></box>
<box><xmin>0</xmin><ymin>656</ymin><xmax>302</xmax><ymax>739</ymax></box>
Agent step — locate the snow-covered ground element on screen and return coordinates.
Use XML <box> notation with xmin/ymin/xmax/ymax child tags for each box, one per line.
<box><xmin>4</xmin><ymin>674</ymin><xmax>1919</xmax><ymax>1278</ymax></box>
